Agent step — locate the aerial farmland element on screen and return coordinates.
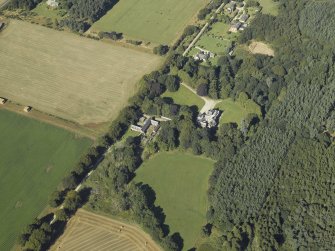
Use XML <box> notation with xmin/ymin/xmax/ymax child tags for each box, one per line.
<box><xmin>0</xmin><ymin>110</ymin><xmax>91</xmax><ymax>250</ymax></box>
<box><xmin>0</xmin><ymin>20</ymin><xmax>161</xmax><ymax>128</ymax></box>
<box><xmin>91</xmin><ymin>0</ymin><xmax>209</xmax><ymax>44</ymax></box>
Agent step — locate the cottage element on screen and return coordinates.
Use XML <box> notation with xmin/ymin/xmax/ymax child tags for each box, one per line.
<box><xmin>239</xmin><ymin>14</ymin><xmax>250</xmax><ymax>23</ymax></box>
<box><xmin>24</xmin><ymin>106</ymin><xmax>32</xmax><ymax>112</ymax></box>
<box><xmin>46</xmin><ymin>0</ymin><xmax>59</xmax><ymax>7</ymax></box>
<box><xmin>229</xmin><ymin>22</ymin><xmax>242</xmax><ymax>32</ymax></box>
<box><xmin>0</xmin><ymin>97</ymin><xmax>7</xmax><ymax>104</ymax></box>
<box><xmin>227</xmin><ymin>2</ymin><xmax>236</xmax><ymax>13</ymax></box>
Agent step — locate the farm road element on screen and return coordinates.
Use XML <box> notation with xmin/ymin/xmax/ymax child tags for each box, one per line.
<box><xmin>181</xmin><ymin>83</ymin><xmax>221</xmax><ymax>113</ymax></box>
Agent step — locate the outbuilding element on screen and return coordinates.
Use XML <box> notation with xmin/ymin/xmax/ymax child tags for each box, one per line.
<box><xmin>24</xmin><ymin>106</ymin><xmax>32</xmax><ymax>112</ymax></box>
<box><xmin>0</xmin><ymin>97</ymin><xmax>7</xmax><ymax>104</ymax></box>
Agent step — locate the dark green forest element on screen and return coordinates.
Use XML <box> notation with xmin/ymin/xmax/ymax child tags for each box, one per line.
<box><xmin>208</xmin><ymin>0</ymin><xmax>335</xmax><ymax>249</ymax></box>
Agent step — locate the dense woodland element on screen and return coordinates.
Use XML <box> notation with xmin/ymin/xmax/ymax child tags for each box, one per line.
<box><xmin>207</xmin><ymin>0</ymin><xmax>335</xmax><ymax>250</ymax></box>
<box><xmin>13</xmin><ymin>0</ymin><xmax>335</xmax><ymax>250</ymax></box>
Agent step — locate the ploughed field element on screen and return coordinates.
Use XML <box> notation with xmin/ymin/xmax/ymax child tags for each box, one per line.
<box><xmin>135</xmin><ymin>152</ymin><xmax>214</xmax><ymax>250</ymax></box>
<box><xmin>51</xmin><ymin>209</ymin><xmax>162</xmax><ymax>251</ymax></box>
<box><xmin>0</xmin><ymin>20</ymin><xmax>160</xmax><ymax>126</ymax></box>
<box><xmin>91</xmin><ymin>0</ymin><xmax>208</xmax><ymax>44</ymax></box>
<box><xmin>0</xmin><ymin>110</ymin><xmax>91</xmax><ymax>251</ymax></box>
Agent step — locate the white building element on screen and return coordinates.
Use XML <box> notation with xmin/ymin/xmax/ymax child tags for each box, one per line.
<box><xmin>46</xmin><ymin>0</ymin><xmax>59</xmax><ymax>8</ymax></box>
<box><xmin>197</xmin><ymin>109</ymin><xmax>221</xmax><ymax>128</ymax></box>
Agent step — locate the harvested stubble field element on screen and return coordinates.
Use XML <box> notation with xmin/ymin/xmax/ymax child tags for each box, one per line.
<box><xmin>0</xmin><ymin>20</ymin><xmax>161</xmax><ymax>127</ymax></box>
<box><xmin>51</xmin><ymin>209</ymin><xmax>162</xmax><ymax>251</ymax></box>
<box><xmin>91</xmin><ymin>0</ymin><xmax>208</xmax><ymax>44</ymax></box>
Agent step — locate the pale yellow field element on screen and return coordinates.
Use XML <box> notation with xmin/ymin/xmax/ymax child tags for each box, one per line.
<box><xmin>0</xmin><ymin>20</ymin><xmax>161</xmax><ymax>125</ymax></box>
<box><xmin>249</xmin><ymin>41</ymin><xmax>275</xmax><ymax>56</ymax></box>
<box><xmin>51</xmin><ymin>209</ymin><xmax>162</xmax><ymax>251</ymax></box>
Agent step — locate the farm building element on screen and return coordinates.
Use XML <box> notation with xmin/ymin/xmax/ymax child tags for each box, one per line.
<box><xmin>239</xmin><ymin>13</ymin><xmax>250</xmax><ymax>23</ymax></box>
<box><xmin>227</xmin><ymin>2</ymin><xmax>237</xmax><ymax>13</ymax></box>
<box><xmin>197</xmin><ymin>109</ymin><xmax>221</xmax><ymax>128</ymax></box>
<box><xmin>229</xmin><ymin>22</ymin><xmax>242</xmax><ymax>32</ymax></box>
<box><xmin>0</xmin><ymin>97</ymin><xmax>7</xmax><ymax>104</ymax></box>
<box><xmin>131</xmin><ymin>116</ymin><xmax>160</xmax><ymax>134</ymax></box>
<box><xmin>24</xmin><ymin>106</ymin><xmax>32</xmax><ymax>112</ymax></box>
<box><xmin>46</xmin><ymin>0</ymin><xmax>59</xmax><ymax>7</ymax></box>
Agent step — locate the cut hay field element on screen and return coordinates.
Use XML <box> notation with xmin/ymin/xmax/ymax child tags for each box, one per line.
<box><xmin>51</xmin><ymin>209</ymin><xmax>162</xmax><ymax>251</ymax></box>
<box><xmin>0</xmin><ymin>110</ymin><xmax>91</xmax><ymax>251</ymax></box>
<box><xmin>135</xmin><ymin>152</ymin><xmax>214</xmax><ymax>250</ymax></box>
<box><xmin>90</xmin><ymin>0</ymin><xmax>208</xmax><ymax>44</ymax></box>
<box><xmin>0</xmin><ymin>20</ymin><xmax>161</xmax><ymax>127</ymax></box>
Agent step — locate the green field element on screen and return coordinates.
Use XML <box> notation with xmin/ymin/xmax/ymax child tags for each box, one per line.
<box><xmin>216</xmin><ymin>98</ymin><xmax>261</xmax><ymax>126</ymax></box>
<box><xmin>259</xmin><ymin>0</ymin><xmax>280</xmax><ymax>16</ymax></box>
<box><xmin>90</xmin><ymin>0</ymin><xmax>208</xmax><ymax>44</ymax></box>
<box><xmin>162</xmin><ymin>85</ymin><xmax>205</xmax><ymax>110</ymax></box>
<box><xmin>135</xmin><ymin>152</ymin><xmax>214</xmax><ymax>250</ymax></box>
<box><xmin>33</xmin><ymin>2</ymin><xmax>66</xmax><ymax>19</ymax></box>
<box><xmin>0</xmin><ymin>110</ymin><xmax>92</xmax><ymax>250</ymax></box>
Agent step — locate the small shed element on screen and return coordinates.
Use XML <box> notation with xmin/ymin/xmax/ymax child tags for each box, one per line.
<box><xmin>0</xmin><ymin>97</ymin><xmax>7</xmax><ymax>104</ymax></box>
<box><xmin>229</xmin><ymin>22</ymin><xmax>242</xmax><ymax>33</ymax></box>
<box><xmin>227</xmin><ymin>2</ymin><xmax>237</xmax><ymax>13</ymax></box>
<box><xmin>24</xmin><ymin>106</ymin><xmax>32</xmax><ymax>112</ymax></box>
<box><xmin>239</xmin><ymin>14</ymin><xmax>250</xmax><ymax>23</ymax></box>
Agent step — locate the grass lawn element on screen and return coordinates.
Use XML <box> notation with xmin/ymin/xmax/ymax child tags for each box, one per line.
<box><xmin>194</xmin><ymin>22</ymin><xmax>239</xmax><ymax>56</ymax></box>
<box><xmin>216</xmin><ymin>98</ymin><xmax>261</xmax><ymax>126</ymax></box>
<box><xmin>90</xmin><ymin>0</ymin><xmax>208</xmax><ymax>44</ymax></box>
<box><xmin>259</xmin><ymin>0</ymin><xmax>280</xmax><ymax>16</ymax></box>
<box><xmin>162</xmin><ymin>85</ymin><xmax>205</xmax><ymax>110</ymax></box>
<box><xmin>0</xmin><ymin>110</ymin><xmax>92</xmax><ymax>250</ymax></box>
<box><xmin>135</xmin><ymin>152</ymin><xmax>214</xmax><ymax>250</ymax></box>
<box><xmin>32</xmin><ymin>2</ymin><xmax>66</xmax><ymax>19</ymax></box>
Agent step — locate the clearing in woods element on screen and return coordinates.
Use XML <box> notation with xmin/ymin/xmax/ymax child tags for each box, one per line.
<box><xmin>0</xmin><ymin>110</ymin><xmax>92</xmax><ymax>251</ymax></box>
<box><xmin>51</xmin><ymin>209</ymin><xmax>162</xmax><ymax>251</ymax></box>
<box><xmin>162</xmin><ymin>85</ymin><xmax>205</xmax><ymax>110</ymax></box>
<box><xmin>90</xmin><ymin>0</ymin><xmax>209</xmax><ymax>44</ymax></box>
<box><xmin>248</xmin><ymin>41</ymin><xmax>275</xmax><ymax>56</ymax></box>
<box><xmin>0</xmin><ymin>20</ymin><xmax>161</xmax><ymax>128</ymax></box>
<box><xmin>135</xmin><ymin>152</ymin><xmax>214</xmax><ymax>250</ymax></box>
<box><xmin>259</xmin><ymin>0</ymin><xmax>280</xmax><ymax>16</ymax></box>
<box><xmin>216</xmin><ymin>98</ymin><xmax>262</xmax><ymax>127</ymax></box>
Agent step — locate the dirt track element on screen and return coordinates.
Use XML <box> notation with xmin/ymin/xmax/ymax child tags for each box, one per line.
<box><xmin>50</xmin><ymin>209</ymin><xmax>162</xmax><ymax>251</ymax></box>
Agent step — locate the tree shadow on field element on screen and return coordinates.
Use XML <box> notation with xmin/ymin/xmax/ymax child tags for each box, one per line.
<box><xmin>139</xmin><ymin>183</ymin><xmax>170</xmax><ymax>236</ymax></box>
<box><xmin>171</xmin><ymin>232</ymin><xmax>184</xmax><ymax>250</ymax></box>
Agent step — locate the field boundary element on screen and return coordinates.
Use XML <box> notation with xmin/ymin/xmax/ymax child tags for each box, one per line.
<box><xmin>0</xmin><ymin>102</ymin><xmax>97</xmax><ymax>139</ymax></box>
